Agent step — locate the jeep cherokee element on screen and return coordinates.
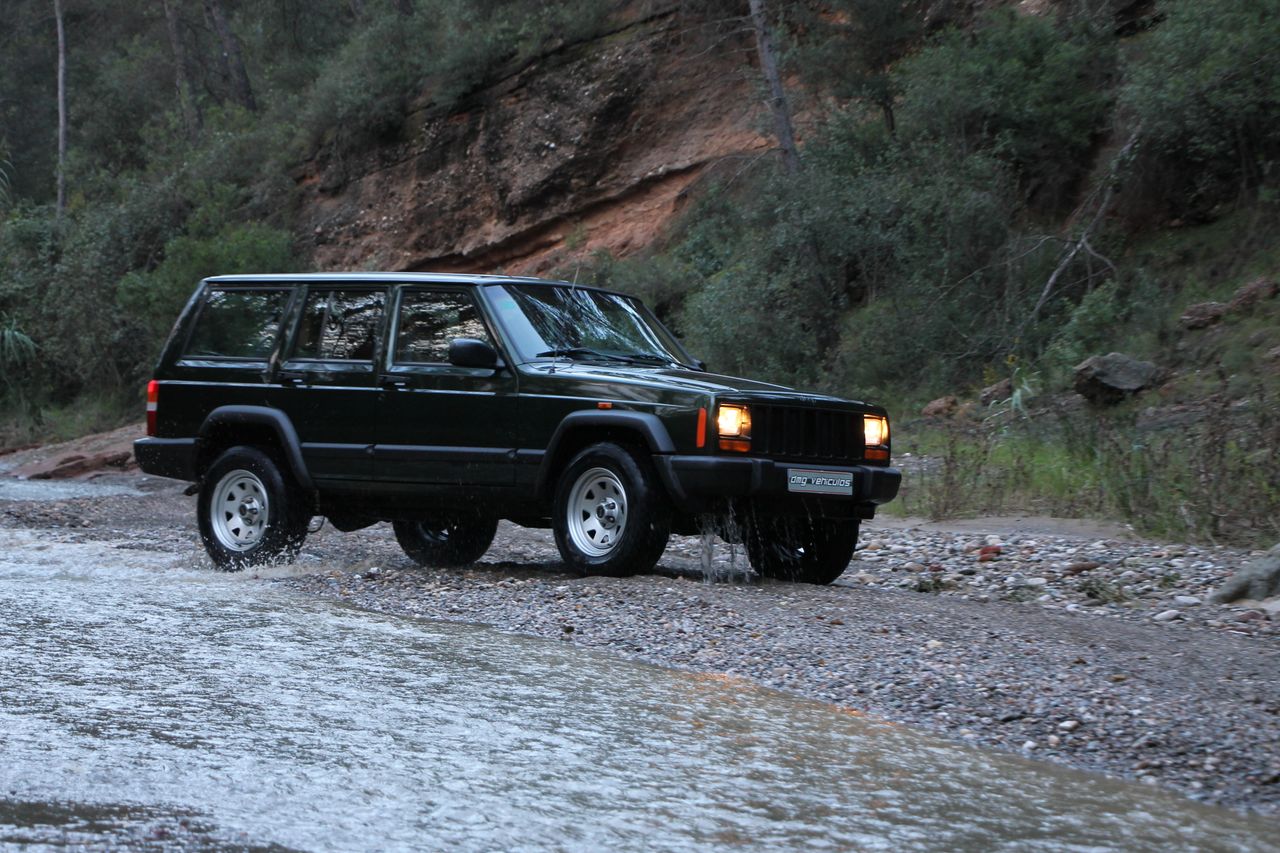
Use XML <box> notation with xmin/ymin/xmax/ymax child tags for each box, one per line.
<box><xmin>134</xmin><ymin>273</ymin><xmax>900</xmax><ymax>583</ymax></box>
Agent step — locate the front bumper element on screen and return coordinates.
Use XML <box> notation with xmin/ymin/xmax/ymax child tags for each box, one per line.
<box><xmin>133</xmin><ymin>437</ymin><xmax>197</xmax><ymax>481</ymax></box>
<box><xmin>654</xmin><ymin>454</ymin><xmax>900</xmax><ymax>516</ymax></box>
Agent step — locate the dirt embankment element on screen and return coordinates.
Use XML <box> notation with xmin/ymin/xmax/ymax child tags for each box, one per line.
<box><xmin>293</xmin><ymin>5</ymin><xmax>772</xmax><ymax>276</ymax></box>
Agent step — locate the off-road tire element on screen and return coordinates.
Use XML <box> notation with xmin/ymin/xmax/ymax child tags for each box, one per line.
<box><xmin>745</xmin><ymin>517</ymin><xmax>858</xmax><ymax>585</ymax></box>
<box><xmin>392</xmin><ymin>515</ymin><xmax>498</xmax><ymax>567</ymax></box>
<box><xmin>553</xmin><ymin>442</ymin><xmax>671</xmax><ymax>577</ymax></box>
<box><xmin>197</xmin><ymin>446</ymin><xmax>309</xmax><ymax>570</ymax></box>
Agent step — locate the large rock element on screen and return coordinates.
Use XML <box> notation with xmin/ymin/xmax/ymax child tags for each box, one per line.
<box><xmin>1228</xmin><ymin>277</ymin><xmax>1278</xmax><ymax>313</ymax></box>
<box><xmin>1210</xmin><ymin>544</ymin><xmax>1280</xmax><ymax>604</ymax></box>
<box><xmin>922</xmin><ymin>395</ymin><xmax>959</xmax><ymax>418</ymax></box>
<box><xmin>980</xmin><ymin>378</ymin><xmax>1013</xmax><ymax>407</ymax></box>
<box><xmin>1179</xmin><ymin>301</ymin><xmax>1227</xmax><ymax>330</ymax></box>
<box><xmin>1073</xmin><ymin>353</ymin><xmax>1163</xmax><ymax>405</ymax></box>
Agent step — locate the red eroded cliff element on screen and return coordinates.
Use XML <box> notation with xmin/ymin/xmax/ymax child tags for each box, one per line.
<box><xmin>295</xmin><ymin>6</ymin><xmax>773</xmax><ymax>276</ymax></box>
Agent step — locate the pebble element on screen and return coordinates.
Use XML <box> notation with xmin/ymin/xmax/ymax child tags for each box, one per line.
<box><xmin>1153</xmin><ymin>609</ymin><xmax>1182</xmax><ymax>622</ymax></box>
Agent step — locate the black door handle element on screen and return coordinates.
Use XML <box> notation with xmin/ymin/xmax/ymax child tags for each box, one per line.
<box><xmin>380</xmin><ymin>378</ymin><xmax>409</xmax><ymax>390</ymax></box>
<box><xmin>278</xmin><ymin>371</ymin><xmax>307</xmax><ymax>386</ymax></box>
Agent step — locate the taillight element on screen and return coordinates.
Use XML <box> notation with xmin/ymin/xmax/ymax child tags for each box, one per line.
<box><xmin>146</xmin><ymin>380</ymin><xmax>159</xmax><ymax>436</ymax></box>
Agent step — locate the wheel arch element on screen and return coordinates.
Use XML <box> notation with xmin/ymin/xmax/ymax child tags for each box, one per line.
<box><xmin>535</xmin><ymin>411</ymin><xmax>676</xmax><ymax>502</ymax></box>
<box><xmin>196</xmin><ymin>405</ymin><xmax>315</xmax><ymax>493</ymax></box>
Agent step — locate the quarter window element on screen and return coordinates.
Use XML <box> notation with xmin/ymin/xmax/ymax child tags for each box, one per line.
<box><xmin>395</xmin><ymin>291</ymin><xmax>492</xmax><ymax>364</ymax></box>
<box><xmin>185</xmin><ymin>289</ymin><xmax>289</xmax><ymax>360</ymax></box>
<box><xmin>293</xmin><ymin>289</ymin><xmax>385</xmax><ymax>361</ymax></box>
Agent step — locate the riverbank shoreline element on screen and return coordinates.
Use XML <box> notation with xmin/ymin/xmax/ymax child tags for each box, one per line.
<box><xmin>1</xmin><ymin>469</ymin><xmax>1277</xmax><ymax>821</ymax></box>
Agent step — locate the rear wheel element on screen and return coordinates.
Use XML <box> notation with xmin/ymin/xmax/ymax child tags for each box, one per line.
<box><xmin>553</xmin><ymin>442</ymin><xmax>670</xmax><ymax>577</ymax></box>
<box><xmin>745</xmin><ymin>517</ymin><xmax>858</xmax><ymax>585</ymax></box>
<box><xmin>198</xmin><ymin>446</ymin><xmax>309</xmax><ymax>570</ymax></box>
<box><xmin>393</xmin><ymin>514</ymin><xmax>498</xmax><ymax>567</ymax></box>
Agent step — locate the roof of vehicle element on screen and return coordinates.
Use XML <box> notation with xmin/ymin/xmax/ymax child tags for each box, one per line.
<box><xmin>202</xmin><ymin>272</ymin><xmax>611</xmax><ymax>293</ymax></box>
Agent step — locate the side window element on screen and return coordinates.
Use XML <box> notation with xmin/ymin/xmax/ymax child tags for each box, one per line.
<box><xmin>394</xmin><ymin>291</ymin><xmax>492</xmax><ymax>364</ymax></box>
<box><xmin>293</xmin><ymin>289</ymin><xmax>385</xmax><ymax>361</ymax></box>
<box><xmin>185</xmin><ymin>289</ymin><xmax>288</xmax><ymax>359</ymax></box>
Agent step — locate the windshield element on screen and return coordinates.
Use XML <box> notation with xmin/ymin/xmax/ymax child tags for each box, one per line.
<box><xmin>485</xmin><ymin>284</ymin><xmax>695</xmax><ymax>367</ymax></box>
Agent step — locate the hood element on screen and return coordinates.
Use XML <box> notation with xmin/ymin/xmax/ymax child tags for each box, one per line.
<box><xmin>521</xmin><ymin>362</ymin><xmax>863</xmax><ymax>405</ymax></box>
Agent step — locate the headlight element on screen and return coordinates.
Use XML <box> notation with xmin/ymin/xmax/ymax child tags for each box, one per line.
<box><xmin>863</xmin><ymin>414</ymin><xmax>889</xmax><ymax>447</ymax></box>
<box><xmin>717</xmin><ymin>404</ymin><xmax>751</xmax><ymax>438</ymax></box>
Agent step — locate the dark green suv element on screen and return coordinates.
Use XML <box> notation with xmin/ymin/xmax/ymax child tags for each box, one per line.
<box><xmin>134</xmin><ymin>273</ymin><xmax>899</xmax><ymax>583</ymax></box>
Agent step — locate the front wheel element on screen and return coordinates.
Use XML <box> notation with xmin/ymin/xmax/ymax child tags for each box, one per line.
<box><xmin>553</xmin><ymin>442</ymin><xmax>670</xmax><ymax>577</ymax></box>
<box><xmin>745</xmin><ymin>517</ymin><xmax>858</xmax><ymax>585</ymax></box>
<box><xmin>392</xmin><ymin>514</ymin><xmax>498</xmax><ymax>567</ymax></box>
<box><xmin>197</xmin><ymin>446</ymin><xmax>309</xmax><ymax>570</ymax></box>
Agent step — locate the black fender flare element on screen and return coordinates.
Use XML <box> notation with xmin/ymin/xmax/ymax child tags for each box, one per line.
<box><xmin>536</xmin><ymin>410</ymin><xmax>676</xmax><ymax>499</ymax></box>
<box><xmin>197</xmin><ymin>405</ymin><xmax>314</xmax><ymax>492</ymax></box>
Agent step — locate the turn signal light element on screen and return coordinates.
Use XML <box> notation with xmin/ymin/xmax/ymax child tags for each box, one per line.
<box><xmin>146</xmin><ymin>380</ymin><xmax>159</xmax><ymax>436</ymax></box>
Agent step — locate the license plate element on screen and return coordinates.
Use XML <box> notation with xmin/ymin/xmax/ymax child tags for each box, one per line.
<box><xmin>786</xmin><ymin>468</ymin><xmax>853</xmax><ymax>496</ymax></box>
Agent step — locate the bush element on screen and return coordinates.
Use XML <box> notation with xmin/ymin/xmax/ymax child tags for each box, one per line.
<box><xmin>117</xmin><ymin>222</ymin><xmax>296</xmax><ymax>342</ymax></box>
<box><xmin>895</xmin><ymin>7</ymin><xmax>1115</xmax><ymax>210</ymax></box>
<box><xmin>1120</xmin><ymin>0</ymin><xmax>1280</xmax><ymax>219</ymax></box>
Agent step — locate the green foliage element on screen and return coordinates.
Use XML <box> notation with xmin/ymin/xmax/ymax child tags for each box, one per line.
<box><xmin>895</xmin><ymin>7</ymin><xmax>1114</xmax><ymax>209</ymax></box>
<box><xmin>0</xmin><ymin>314</ymin><xmax>36</xmax><ymax>383</ymax></box>
<box><xmin>792</xmin><ymin>0</ymin><xmax>924</xmax><ymax>132</ymax></box>
<box><xmin>1119</xmin><ymin>0</ymin><xmax>1280</xmax><ymax>218</ymax></box>
<box><xmin>299</xmin><ymin>0</ymin><xmax>612</xmax><ymax>155</ymax></box>
<box><xmin>118</xmin><ymin>222</ymin><xmax>296</xmax><ymax>341</ymax></box>
<box><xmin>896</xmin><ymin>391</ymin><xmax>1280</xmax><ymax>547</ymax></box>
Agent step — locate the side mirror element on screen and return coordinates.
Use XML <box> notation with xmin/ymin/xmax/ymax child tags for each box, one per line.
<box><xmin>448</xmin><ymin>338</ymin><xmax>502</xmax><ymax>370</ymax></box>
<box><xmin>694</xmin><ymin>359</ymin><xmax>707</xmax><ymax>372</ymax></box>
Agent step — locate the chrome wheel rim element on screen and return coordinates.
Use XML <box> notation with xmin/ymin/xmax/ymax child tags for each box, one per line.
<box><xmin>566</xmin><ymin>467</ymin><xmax>628</xmax><ymax>557</ymax></box>
<box><xmin>211</xmin><ymin>469</ymin><xmax>269</xmax><ymax>552</ymax></box>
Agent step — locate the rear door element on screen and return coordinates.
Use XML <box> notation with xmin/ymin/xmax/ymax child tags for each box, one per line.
<box><xmin>373</xmin><ymin>286</ymin><xmax>517</xmax><ymax>488</ymax></box>
<box><xmin>270</xmin><ymin>285</ymin><xmax>386</xmax><ymax>484</ymax></box>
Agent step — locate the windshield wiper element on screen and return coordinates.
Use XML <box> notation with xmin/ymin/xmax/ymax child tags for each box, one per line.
<box><xmin>535</xmin><ymin>348</ymin><xmax>683</xmax><ymax>368</ymax></box>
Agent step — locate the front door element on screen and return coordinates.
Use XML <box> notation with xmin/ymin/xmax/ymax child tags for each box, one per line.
<box><xmin>374</xmin><ymin>287</ymin><xmax>517</xmax><ymax>488</ymax></box>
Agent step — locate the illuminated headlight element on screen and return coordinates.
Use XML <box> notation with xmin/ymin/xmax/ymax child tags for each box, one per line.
<box><xmin>863</xmin><ymin>415</ymin><xmax>889</xmax><ymax>447</ymax></box>
<box><xmin>717</xmin><ymin>404</ymin><xmax>752</xmax><ymax>438</ymax></box>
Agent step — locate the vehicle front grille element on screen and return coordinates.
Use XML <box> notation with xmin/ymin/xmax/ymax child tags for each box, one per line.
<box><xmin>749</xmin><ymin>405</ymin><xmax>861</xmax><ymax>463</ymax></box>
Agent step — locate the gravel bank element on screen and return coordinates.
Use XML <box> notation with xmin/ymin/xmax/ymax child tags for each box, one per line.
<box><xmin>2</xmin><ymin>473</ymin><xmax>1277</xmax><ymax>818</ymax></box>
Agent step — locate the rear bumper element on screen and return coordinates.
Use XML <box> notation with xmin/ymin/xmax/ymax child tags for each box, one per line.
<box><xmin>655</xmin><ymin>455</ymin><xmax>900</xmax><ymax>516</ymax></box>
<box><xmin>133</xmin><ymin>437</ymin><xmax>197</xmax><ymax>481</ymax></box>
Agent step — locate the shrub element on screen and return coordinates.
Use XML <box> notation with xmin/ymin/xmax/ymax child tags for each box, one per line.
<box><xmin>895</xmin><ymin>7</ymin><xmax>1115</xmax><ymax>210</ymax></box>
<box><xmin>1119</xmin><ymin>0</ymin><xmax>1280</xmax><ymax>219</ymax></box>
<box><xmin>117</xmin><ymin>222</ymin><xmax>296</xmax><ymax>343</ymax></box>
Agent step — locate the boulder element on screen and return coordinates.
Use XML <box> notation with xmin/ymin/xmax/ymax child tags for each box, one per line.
<box><xmin>1210</xmin><ymin>544</ymin><xmax>1280</xmax><ymax>604</ymax></box>
<box><xmin>922</xmin><ymin>395</ymin><xmax>959</xmax><ymax>418</ymax></box>
<box><xmin>1179</xmin><ymin>301</ymin><xmax>1227</xmax><ymax>330</ymax></box>
<box><xmin>1073</xmin><ymin>353</ymin><xmax>1163</xmax><ymax>405</ymax></box>
<box><xmin>1228</xmin><ymin>277</ymin><xmax>1278</xmax><ymax>313</ymax></box>
<box><xmin>980</xmin><ymin>378</ymin><xmax>1014</xmax><ymax>407</ymax></box>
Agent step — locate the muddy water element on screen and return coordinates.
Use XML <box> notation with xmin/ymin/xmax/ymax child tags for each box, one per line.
<box><xmin>0</xmin><ymin>529</ymin><xmax>1273</xmax><ymax>852</ymax></box>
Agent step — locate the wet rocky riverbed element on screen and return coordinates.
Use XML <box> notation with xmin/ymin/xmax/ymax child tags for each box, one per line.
<box><xmin>1</xmin><ymin>466</ymin><xmax>1278</xmax><ymax>830</ymax></box>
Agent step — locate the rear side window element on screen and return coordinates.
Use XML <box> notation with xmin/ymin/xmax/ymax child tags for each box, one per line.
<box><xmin>394</xmin><ymin>290</ymin><xmax>492</xmax><ymax>364</ymax></box>
<box><xmin>185</xmin><ymin>288</ymin><xmax>289</xmax><ymax>359</ymax></box>
<box><xmin>293</xmin><ymin>289</ymin><xmax>385</xmax><ymax>361</ymax></box>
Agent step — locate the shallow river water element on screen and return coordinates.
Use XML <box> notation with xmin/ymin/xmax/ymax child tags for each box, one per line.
<box><xmin>0</xmin><ymin>528</ymin><xmax>1274</xmax><ymax>851</ymax></box>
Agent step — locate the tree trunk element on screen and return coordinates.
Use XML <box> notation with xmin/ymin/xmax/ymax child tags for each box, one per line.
<box><xmin>747</xmin><ymin>0</ymin><xmax>800</xmax><ymax>175</ymax></box>
<box><xmin>54</xmin><ymin>0</ymin><xmax>67</xmax><ymax>220</ymax></box>
<box><xmin>879</xmin><ymin>98</ymin><xmax>895</xmax><ymax>136</ymax></box>
<box><xmin>161</xmin><ymin>0</ymin><xmax>203</xmax><ymax>138</ymax></box>
<box><xmin>202</xmin><ymin>0</ymin><xmax>256</xmax><ymax>112</ymax></box>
